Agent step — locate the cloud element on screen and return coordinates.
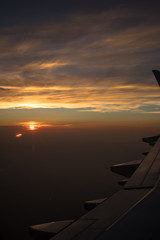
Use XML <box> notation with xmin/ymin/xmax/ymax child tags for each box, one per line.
<box><xmin>0</xmin><ymin>6</ymin><xmax>160</xmax><ymax>114</ymax></box>
<box><xmin>21</xmin><ymin>61</ymin><xmax>68</xmax><ymax>71</ymax></box>
<box><xmin>0</xmin><ymin>83</ymin><xmax>160</xmax><ymax>114</ymax></box>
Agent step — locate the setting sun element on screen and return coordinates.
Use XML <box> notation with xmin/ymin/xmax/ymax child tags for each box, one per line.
<box><xmin>29</xmin><ymin>125</ymin><xmax>37</xmax><ymax>131</ymax></box>
<box><xmin>20</xmin><ymin>121</ymin><xmax>40</xmax><ymax>131</ymax></box>
<box><xmin>19</xmin><ymin>121</ymin><xmax>51</xmax><ymax>130</ymax></box>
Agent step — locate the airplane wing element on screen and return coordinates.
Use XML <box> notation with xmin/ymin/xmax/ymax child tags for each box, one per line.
<box><xmin>29</xmin><ymin>70</ymin><xmax>160</xmax><ymax>240</ymax></box>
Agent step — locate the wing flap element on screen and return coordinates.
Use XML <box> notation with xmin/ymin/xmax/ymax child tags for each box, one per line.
<box><xmin>110</xmin><ymin>159</ymin><xmax>141</xmax><ymax>177</ymax></box>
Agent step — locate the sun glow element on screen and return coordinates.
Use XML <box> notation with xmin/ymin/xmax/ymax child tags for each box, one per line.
<box><xmin>28</xmin><ymin>125</ymin><xmax>37</xmax><ymax>131</ymax></box>
<box><xmin>19</xmin><ymin>121</ymin><xmax>70</xmax><ymax>130</ymax></box>
<box><xmin>20</xmin><ymin>121</ymin><xmax>40</xmax><ymax>131</ymax></box>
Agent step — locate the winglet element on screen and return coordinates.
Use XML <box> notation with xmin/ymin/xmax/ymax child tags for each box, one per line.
<box><xmin>152</xmin><ymin>70</ymin><xmax>160</xmax><ymax>86</ymax></box>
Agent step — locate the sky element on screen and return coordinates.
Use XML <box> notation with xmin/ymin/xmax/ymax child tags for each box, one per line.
<box><xmin>1</xmin><ymin>0</ymin><xmax>160</xmax><ymax>127</ymax></box>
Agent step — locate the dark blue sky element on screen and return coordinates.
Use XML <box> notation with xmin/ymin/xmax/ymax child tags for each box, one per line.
<box><xmin>1</xmin><ymin>0</ymin><xmax>160</xmax><ymax>26</ymax></box>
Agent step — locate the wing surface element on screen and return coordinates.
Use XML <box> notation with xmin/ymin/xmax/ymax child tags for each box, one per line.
<box><xmin>49</xmin><ymin>138</ymin><xmax>160</xmax><ymax>240</ymax></box>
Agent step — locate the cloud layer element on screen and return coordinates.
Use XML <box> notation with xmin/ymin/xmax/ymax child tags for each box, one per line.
<box><xmin>1</xmin><ymin>4</ymin><xmax>160</xmax><ymax>116</ymax></box>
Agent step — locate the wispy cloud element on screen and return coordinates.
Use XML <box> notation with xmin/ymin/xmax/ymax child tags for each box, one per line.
<box><xmin>0</xmin><ymin>83</ymin><xmax>160</xmax><ymax>113</ymax></box>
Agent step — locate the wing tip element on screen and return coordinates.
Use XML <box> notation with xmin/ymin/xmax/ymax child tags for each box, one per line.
<box><xmin>152</xmin><ymin>69</ymin><xmax>160</xmax><ymax>86</ymax></box>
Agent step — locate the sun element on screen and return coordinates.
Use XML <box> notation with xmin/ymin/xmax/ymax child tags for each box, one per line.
<box><xmin>29</xmin><ymin>125</ymin><xmax>36</xmax><ymax>131</ymax></box>
<box><xmin>24</xmin><ymin>121</ymin><xmax>39</xmax><ymax>131</ymax></box>
<box><xmin>19</xmin><ymin>121</ymin><xmax>48</xmax><ymax>131</ymax></box>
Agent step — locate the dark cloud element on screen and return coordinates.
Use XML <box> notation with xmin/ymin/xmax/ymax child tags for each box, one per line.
<box><xmin>0</xmin><ymin>87</ymin><xmax>7</xmax><ymax>91</ymax></box>
<box><xmin>0</xmin><ymin>0</ymin><xmax>133</xmax><ymax>27</ymax></box>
